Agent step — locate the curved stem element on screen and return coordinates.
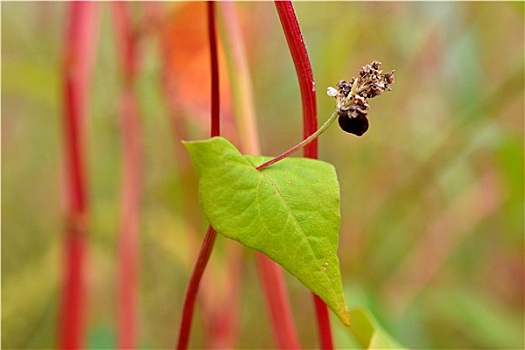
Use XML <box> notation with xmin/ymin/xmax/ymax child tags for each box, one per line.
<box><xmin>256</xmin><ymin>110</ymin><xmax>338</xmax><ymax>171</ymax></box>
<box><xmin>275</xmin><ymin>0</ymin><xmax>318</xmax><ymax>159</ymax></box>
<box><xmin>274</xmin><ymin>2</ymin><xmax>334</xmax><ymax>348</ymax></box>
<box><xmin>176</xmin><ymin>226</ymin><xmax>218</xmax><ymax>350</ymax></box>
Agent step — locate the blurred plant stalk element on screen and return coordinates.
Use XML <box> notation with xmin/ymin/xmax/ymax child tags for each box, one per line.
<box><xmin>58</xmin><ymin>2</ymin><xmax>99</xmax><ymax>349</ymax></box>
<box><xmin>112</xmin><ymin>3</ymin><xmax>144</xmax><ymax>349</ymax></box>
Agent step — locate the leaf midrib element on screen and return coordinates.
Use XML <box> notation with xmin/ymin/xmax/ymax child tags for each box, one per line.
<box><xmin>258</xmin><ymin>170</ymin><xmax>335</xmax><ymax>293</ymax></box>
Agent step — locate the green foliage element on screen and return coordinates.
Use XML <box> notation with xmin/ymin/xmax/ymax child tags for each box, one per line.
<box><xmin>420</xmin><ymin>287</ymin><xmax>525</xmax><ymax>348</ymax></box>
<box><xmin>183</xmin><ymin>136</ymin><xmax>349</xmax><ymax>325</ymax></box>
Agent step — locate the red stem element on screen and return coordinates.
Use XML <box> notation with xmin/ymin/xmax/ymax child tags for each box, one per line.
<box><xmin>112</xmin><ymin>3</ymin><xmax>143</xmax><ymax>349</ymax></box>
<box><xmin>208</xmin><ymin>1</ymin><xmax>220</xmax><ymax>137</ymax></box>
<box><xmin>313</xmin><ymin>294</ymin><xmax>334</xmax><ymax>349</ymax></box>
<box><xmin>176</xmin><ymin>3</ymin><xmax>221</xmax><ymax>349</ymax></box>
<box><xmin>275</xmin><ymin>1</ymin><xmax>334</xmax><ymax>348</ymax></box>
<box><xmin>58</xmin><ymin>3</ymin><xmax>98</xmax><ymax>349</ymax></box>
<box><xmin>274</xmin><ymin>0</ymin><xmax>318</xmax><ymax>159</ymax></box>
<box><xmin>176</xmin><ymin>227</ymin><xmax>218</xmax><ymax>350</ymax></box>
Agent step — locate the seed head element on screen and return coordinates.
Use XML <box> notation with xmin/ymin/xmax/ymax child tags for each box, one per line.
<box><xmin>329</xmin><ymin>61</ymin><xmax>395</xmax><ymax>136</ymax></box>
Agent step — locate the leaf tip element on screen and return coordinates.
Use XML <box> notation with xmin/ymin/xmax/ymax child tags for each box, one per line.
<box><xmin>340</xmin><ymin>305</ymin><xmax>351</xmax><ymax>327</ymax></box>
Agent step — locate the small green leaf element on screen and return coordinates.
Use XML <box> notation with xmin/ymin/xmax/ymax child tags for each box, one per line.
<box><xmin>183</xmin><ymin>136</ymin><xmax>349</xmax><ymax>325</ymax></box>
<box><xmin>348</xmin><ymin>308</ymin><xmax>405</xmax><ymax>349</ymax></box>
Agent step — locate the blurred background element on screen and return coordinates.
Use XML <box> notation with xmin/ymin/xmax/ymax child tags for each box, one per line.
<box><xmin>2</xmin><ymin>2</ymin><xmax>523</xmax><ymax>349</ymax></box>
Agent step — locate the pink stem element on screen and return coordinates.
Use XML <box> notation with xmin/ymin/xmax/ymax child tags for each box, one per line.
<box><xmin>112</xmin><ymin>3</ymin><xmax>143</xmax><ymax>349</ymax></box>
<box><xmin>116</xmin><ymin>89</ymin><xmax>142</xmax><ymax>350</ymax></box>
<box><xmin>255</xmin><ymin>254</ymin><xmax>302</xmax><ymax>349</ymax></box>
<box><xmin>204</xmin><ymin>244</ymin><xmax>243</xmax><ymax>349</ymax></box>
<box><xmin>58</xmin><ymin>3</ymin><xmax>98</xmax><ymax>349</ymax></box>
<box><xmin>275</xmin><ymin>1</ymin><xmax>334</xmax><ymax>348</ymax></box>
<box><xmin>176</xmin><ymin>3</ymin><xmax>221</xmax><ymax>349</ymax></box>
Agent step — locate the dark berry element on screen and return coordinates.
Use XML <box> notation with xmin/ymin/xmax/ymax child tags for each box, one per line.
<box><xmin>338</xmin><ymin>113</ymin><xmax>369</xmax><ymax>136</ymax></box>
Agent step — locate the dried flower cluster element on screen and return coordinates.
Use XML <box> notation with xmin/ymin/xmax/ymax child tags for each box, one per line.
<box><xmin>328</xmin><ymin>61</ymin><xmax>395</xmax><ymax>136</ymax></box>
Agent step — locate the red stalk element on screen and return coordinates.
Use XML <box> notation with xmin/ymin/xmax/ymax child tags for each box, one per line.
<box><xmin>313</xmin><ymin>294</ymin><xmax>333</xmax><ymax>349</ymax></box>
<box><xmin>208</xmin><ymin>1</ymin><xmax>221</xmax><ymax>137</ymax></box>
<box><xmin>274</xmin><ymin>1</ymin><xmax>318</xmax><ymax>159</ymax></box>
<box><xmin>176</xmin><ymin>3</ymin><xmax>221</xmax><ymax>349</ymax></box>
<box><xmin>275</xmin><ymin>1</ymin><xmax>334</xmax><ymax>348</ymax></box>
<box><xmin>176</xmin><ymin>226</ymin><xmax>218</xmax><ymax>350</ymax></box>
<box><xmin>112</xmin><ymin>3</ymin><xmax>143</xmax><ymax>349</ymax></box>
<box><xmin>58</xmin><ymin>2</ymin><xmax>98</xmax><ymax>349</ymax></box>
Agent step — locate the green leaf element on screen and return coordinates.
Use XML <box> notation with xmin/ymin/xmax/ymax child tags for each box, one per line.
<box><xmin>183</xmin><ymin>136</ymin><xmax>349</xmax><ymax>325</ymax></box>
<box><xmin>348</xmin><ymin>308</ymin><xmax>405</xmax><ymax>349</ymax></box>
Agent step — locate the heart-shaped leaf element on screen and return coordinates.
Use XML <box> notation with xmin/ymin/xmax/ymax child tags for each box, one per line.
<box><xmin>183</xmin><ymin>136</ymin><xmax>349</xmax><ymax>325</ymax></box>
